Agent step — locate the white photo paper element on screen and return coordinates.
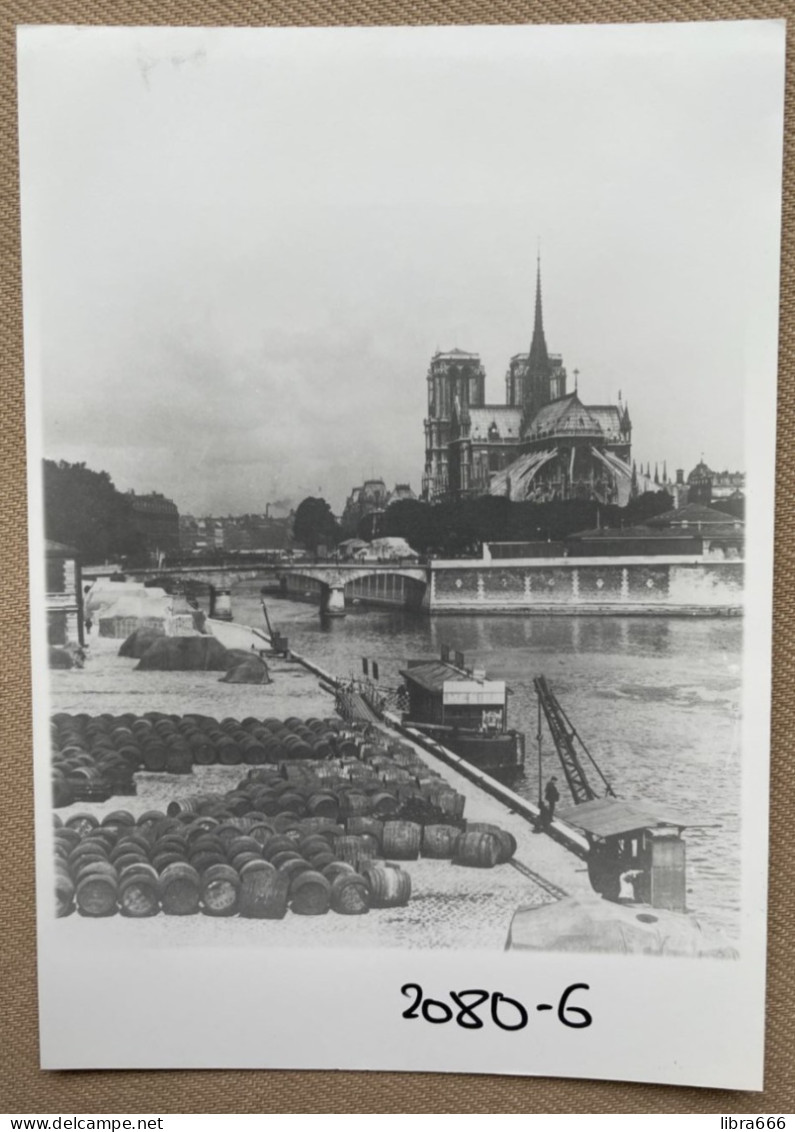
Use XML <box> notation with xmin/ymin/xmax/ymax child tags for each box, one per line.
<box><xmin>18</xmin><ymin>21</ymin><xmax>785</xmax><ymax>1088</ymax></box>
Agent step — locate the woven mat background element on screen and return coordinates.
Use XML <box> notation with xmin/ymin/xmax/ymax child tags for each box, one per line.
<box><xmin>1</xmin><ymin>1</ymin><xmax>792</xmax><ymax>1114</ymax></box>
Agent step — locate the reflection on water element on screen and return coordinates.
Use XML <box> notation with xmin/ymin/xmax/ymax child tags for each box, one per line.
<box><xmin>231</xmin><ymin>583</ymin><xmax>743</xmax><ymax>941</ymax></box>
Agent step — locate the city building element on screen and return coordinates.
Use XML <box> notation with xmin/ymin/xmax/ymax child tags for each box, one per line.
<box><xmin>127</xmin><ymin>491</ymin><xmax>180</xmax><ymax>557</ymax></box>
<box><xmin>388</xmin><ymin>483</ymin><xmax>418</xmax><ymax>505</ymax></box>
<box><xmin>179</xmin><ymin>511</ymin><xmax>293</xmax><ymax>556</ymax></box>
<box><xmin>341</xmin><ymin>480</ymin><xmax>418</xmax><ymax>537</ymax></box>
<box><xmin>685</xmin><ymin>461</ymin><xmax>745</xmax><ymax>506</ymax></box>
<box><xmin>45</xmin><ymin>539</ymin><xmax>83</xmax><ymax>645</ymax></box>
<box><xmin>648</xmin><ymin>502</ymin><xmax>744</xmax><ymax>558</ymax></box>
<box><xmin>423</xmin><ymin>260</ymin><xmax>632</xmax><ymax>504</ymax></box>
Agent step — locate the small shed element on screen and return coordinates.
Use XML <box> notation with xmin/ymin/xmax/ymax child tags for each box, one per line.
<box><xmin>556</xmin><ymin>797</ymin><xmax>692</xmax><ymax>912</ymax></box>
<box><xmin>45</xmin><ymin>539</ymin><xmax>83</xmax><ymax>645</ymax></box>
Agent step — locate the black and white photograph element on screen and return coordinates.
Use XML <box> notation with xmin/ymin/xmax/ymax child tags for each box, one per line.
<box><xmin>18</xmin><ymin>20</ymin><xmax>784</xmax><ymax>1086</ymax></box>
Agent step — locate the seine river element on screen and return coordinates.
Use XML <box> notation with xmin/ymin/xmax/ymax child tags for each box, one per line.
<box><xmin>233</xmin><ymin>582</ymin><xmax>742</xmax><ymax>942</ymax></box>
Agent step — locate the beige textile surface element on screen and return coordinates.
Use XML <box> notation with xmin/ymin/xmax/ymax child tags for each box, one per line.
<box><xmin>0</xmin><ymin>1</ymin><xmax>792</xmax><ymax>1114</ymax></box>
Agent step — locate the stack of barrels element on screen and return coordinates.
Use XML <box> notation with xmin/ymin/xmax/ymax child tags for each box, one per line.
<box><xmin>53</xmin><ymin>804</ymin><xmax>415</xmax><ymax>920</ymax></box>
<box><xmin>51</xmin><ymin>712</ymin><xmax>349</xmax><ymax>792</ymax></box>
<box><xmin>51</xmin><ymin>714</ymin><xmax>139</xmax><ymax>807</ymax></box>
<box><xmin>52</xmin><ymin>715</ymin><xmax>519</xmax><ymax>922</ymax></box>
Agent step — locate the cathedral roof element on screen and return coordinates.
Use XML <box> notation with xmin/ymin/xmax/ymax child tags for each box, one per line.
<box><xmin>586</xmin><ymin>405</ymin><xmax>624</xmax><ymax>437</ymax></box>
<box><xmin>466</xmin><ymin>406</ymin><xmax>523</xmax><ymax>440</ymax></box>
<box><xmin>524</xmin><ymin>392</ymin><xmax>603</xmax><ymax>440</ymax></box>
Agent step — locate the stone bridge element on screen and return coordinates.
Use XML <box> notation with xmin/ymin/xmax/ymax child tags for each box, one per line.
<box><xmin>282</xmin><ymin>564</ymin><xmax>428</xmax><ymax>615</ymax></box>
<box><xmin>131</xmin><ymin>562</ymin><xmax>429</xmax><ymax>617</ymax></box>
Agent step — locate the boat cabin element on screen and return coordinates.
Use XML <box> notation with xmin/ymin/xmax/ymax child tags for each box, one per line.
<box><xmin>399</xmin><ymin>658</ymin><xmax>508</xmax><ymax>735</ymax></box>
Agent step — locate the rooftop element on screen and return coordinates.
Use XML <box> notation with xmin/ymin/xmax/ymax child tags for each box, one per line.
<box><xmin>556</xmin><ymin>797</ymin><xmax>694</xmax><ymax>838</ymax></box>
<box><xmin>399</xmin><ymin>660</ymin><xmax>470</xmax><ymax>694</ymax></box>
<box><xmin>649</xmin><ymin>503</ymin><xmax>745</xmax><ymax>531</ymax></box>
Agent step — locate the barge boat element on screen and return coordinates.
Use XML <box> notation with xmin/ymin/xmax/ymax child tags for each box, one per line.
<box><xmin>398</xmin><ymin>650</ymin><xmax>525</xmax><ymax>773</ymax></box>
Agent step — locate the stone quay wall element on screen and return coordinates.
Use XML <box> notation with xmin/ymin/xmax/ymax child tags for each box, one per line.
<box><xmin>427</xmin><ymin>556</ymin><xmax>743</xmax><ymax>616</ymax></box>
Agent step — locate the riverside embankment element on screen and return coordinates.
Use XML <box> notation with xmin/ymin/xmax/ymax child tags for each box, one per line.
<box><xmin>48</xmin><ymin>632</ymin><xmax>595</xmax><ymax>950</ymax></box>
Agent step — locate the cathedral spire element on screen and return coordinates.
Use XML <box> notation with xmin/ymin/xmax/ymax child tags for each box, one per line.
<box><xmin>528</xmin><ymin>253</ymin><xmax>550</xmax><ymax>375</ymax></box>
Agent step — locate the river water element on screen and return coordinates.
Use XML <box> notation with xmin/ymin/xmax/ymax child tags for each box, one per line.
<box><xmin>232</xmin><ymin>582</ymin><xmax>742</xmax><ymax>942</ymax></box>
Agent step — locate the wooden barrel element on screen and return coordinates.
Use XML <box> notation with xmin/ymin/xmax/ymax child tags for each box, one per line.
<box><xmin>345</xmin><ymin>816</ymin><xmax>384</xmax><ymax>849</ymax></box>
<box><xmin>111</xmin><ymin>832</ymin><xmax>150</xmax><ymax>856</ymax></box>
<box><xmin>277</xmin><ymin>791</ymin><xmax>307</xmax><ymax>816</ymax></box>
<box><xmin>238</xmin><ymin>868</ymin><xmax>289</xmax><ymax>919</ymax></box>
<box><xmin>342</xmin><ymin>793</ymin><xmax>372</xmax><ymax>818</ymax></box>
<box><xmin>190</xmin><ymin>850</ymin><xmax>227</xmax><ymax>873</ymax></box>
<box><xmin>201</xmin><ymin>864</ymin><xmax>241</xmax><ymax>916</ymax></box>
<box><xmin>290</xmin><ymin>870</ymin><xmax>331</xmax><ymax>916</ymax></box>
<box><xmin>119</xmin><ymin>862</ymin><xmax>159</xmax><ymax>884</ymax></box>
<box><xmin>308</xmin><ymin>850</ymin><xmax>335</xmax><ymax>872</ymax></box>
<box><xmin>231</xmin><ymin>850</ymin><xmax>262</xmax><ymax>872</ymax></box>
<box><xmin>453</xmin><ymin>830</ymin><xmax>501</xmax><ymax>868</ymax></box>
<box><xmin>434</xmin><ymin>790</ymin><xmax>466</xmax><ymax>819</ymax></box>
<box><xmin>263</xmin><ymin>835</ymin><xmax>298</xmax><ymax>861</ymax></box>
<box><xmin>217</xmin><ymin>740</ymin><xmax>242</xmax><ymax>766</ymax></box>
<box><xmin>119</xmin><ymin>873</ymin><xmax>160</xmax><ymax>917</ymax></box>
<box><xmin>323</xmin><ymin>860</ymin><xmax>356</xmax><ymax>882</ymax></box>
<box><xmin>65</xmin><ymin>813</ymin><xmax>99</xmax><ymax>836</ymax></box>
<box><xmin>422</xmin><ymin>824</ymin><xmax>461</xmax><ymax>859</ymax></box>
<box><xmin>189</xmin><ymin>832</ymin><xmax>226</xmax><ymax>854</ymax></box>
<box><xmin>214</xmin><ymin>821</ymin><xmax>246</xmax><ymax>845</ymax></box>
<box><xmin>465</xmin><ymin>823</ymin><xmax>517</xmax><ymax>863</ymax></box>
<box><xmin>363</xmin><ymin>865</ymin><xmax>412</xmax><ymax>908</ymax></box>
<box><xmin>166</xmin><ymin>797</ymin><xmax>208</xmax><ymax>818</ymax></box>
<box><xmin>68</xmin><ymin>842</ymin><xmax>108</xmax><ymax>870</ymax></box>
<box><xmin>74</xmin><ymin>859</ymin><xmax>118</xmax><ymax>884</ymax></box>
<box><xmin>333</xmin><ymin>835</ymin><xmax>373</xmax><ymax>867</ymax></box>
<box><xmin>368</xmin><ymin>792</ymin><xmax>400</xmax><ymax>818</ymax></box>
<box><xmin>227</xmin><ymin>835</ymin><xmax>262</xmax><ymax>859</ymax></box>
<box><xmin>75</xmin><ymin>873</ymin><xmax>118</xmax><ymax>916</ymax></box>
<box><xmin>164</xmin><ymin>748</ymin><xmax>193</xmax><ymax>775</ymax></box>
<box><xmin>159</xmin><ymin>863</ymin><xmax>201</xmax><ymax>914</ymax></box>
<box><xmin>239</xmin><ymin>859</ymin><xmax>276</xmax><ymax>878</ymax></box>
<box><xmin>299</xmin><ymin>834</ymin><xmax>334</xmax><ymax>858</ymax></box>
<box><xmin>330</xmin><ymin>873</ymin><xmax>370</xmax><ymax>915</ymax></box>
<box><xmin>137</xmin><ymin>809</ymin><xmax>167</xmax><ymax>829</ymax></box>
<box><xmin>54</xmin><ymin>827</ymin><xmax>81</xmax><ymax>851</ymax></box>
<box><xmin>381</xmin><ymin>821</ymin><xmax>422</xmax><ymax>861</ymax></box>
<box><xmin>279</xmin><ymin>858</ymin><xmax>313</xmax><ymax>885</ymax></box>
<box><xmin>244</xmin><ymin>819</ymin><xmax>277</xmax><ymax>843</ymax></box>
<box><xmin>141</xmin><ymin>745</ymin><xmax>167</xmax><ymax>772</ymax></box>
<box><xmin>307</xmin><ymin>792</ymin><xmax>339</xmax><ymax>820</ymax></box>
<box><xmin>111</xmin><ymin>851</ymin><xmax>149</xmax><ymax>874</ymax></box>
<box><xmin>55</xmin><ymin>871</ymin><xmax>75</xmax><ymax>917</ymax></box>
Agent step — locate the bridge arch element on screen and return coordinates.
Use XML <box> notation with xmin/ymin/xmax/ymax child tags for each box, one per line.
<box><xmin>130</xmin><ymin>562</ymin><xmax>429</xmax><ymax>619</ymax></box>
<box><xmin>279</xmin><ymin>565</ymin><xmax>428</xmax><ymax>617</ymax></box>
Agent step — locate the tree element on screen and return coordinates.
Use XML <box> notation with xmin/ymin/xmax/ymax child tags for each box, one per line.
<box><xmin>43</xmin><ymin>460</ymin><xmax>146</xmax><ymax>562</ymax></box>
<box><xmin>381</xmin><ymin>499</ymin><xmax>435</xmax><ymax>553</ymax></box>
<box><xmin>293</xmin><ymin>497</ymin><xmax>340</xmax><ymax>554</ymax></box>
<box><xmin>624</xmin><ymin>490</ymin><xmax>674</xmax><ymax>525</ymax></box>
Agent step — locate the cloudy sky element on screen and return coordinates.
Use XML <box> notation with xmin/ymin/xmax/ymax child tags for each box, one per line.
<box><xmin>18</xmin><ymin>22</ymin><xmax>785</xmax><ymax>514</ymax></box>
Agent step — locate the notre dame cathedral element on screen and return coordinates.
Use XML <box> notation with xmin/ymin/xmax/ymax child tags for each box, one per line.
<box><xmin>422</xmin><ymin>261</ymin><xmax>632</xmax><ymax>504</ymax></box>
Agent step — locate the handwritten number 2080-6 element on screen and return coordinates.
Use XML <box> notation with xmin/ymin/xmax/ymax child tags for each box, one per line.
<box><xmin>400</xmin><ymin>983</ymin><xmax>592</xmax><ymax>1030</ymax></box>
